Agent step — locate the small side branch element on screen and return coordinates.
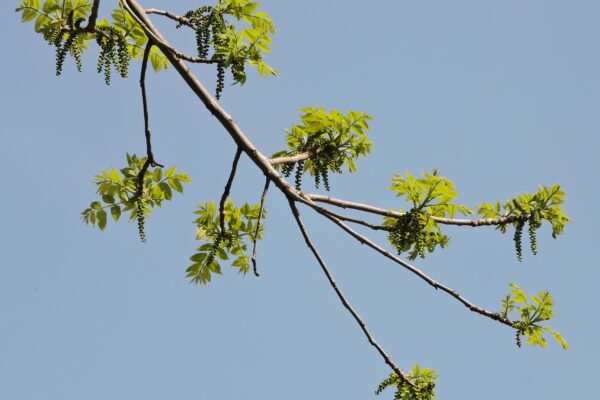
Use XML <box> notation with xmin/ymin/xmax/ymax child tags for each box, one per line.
<box><xmin>314</xmin><ymin>207</ymin><xmax>514</xmax><ymax>327</ymax></box>
<box><xmin>288</xmin><ymin>199</ymin><xmax>411</xmax><ymax>385</ymax></box>
<box><xmin>140</xmin><ymin>42</ymin><xmax>163</xmax><ymax>169</ymax></box>
<box><xmin>269</xmin><ymin>151</ymin><xmax>312</xmax><ymax>166</ymax></box>
<box><xmin>145</xmin><ymin>8</ymin><xmax>197</xmax><ymax>29</ymax></box>
<box><xmin>251</xmin><ymin>177</ymin><xmax>271</xmax><ymax>277</ymax></box>
<box><xmin>219</xmin><ymin>147</ymin><xmax>243</xmax><ymax>234</ymax></box>
<box><xmin>135</xmin><ymin>41</ymin><xmax>163</xmax><ymax>200</ymax></box>
<box><xmin>306</xmin><ymin>194</ymin><xmax>527</xmax><ymax>227</ymax></box>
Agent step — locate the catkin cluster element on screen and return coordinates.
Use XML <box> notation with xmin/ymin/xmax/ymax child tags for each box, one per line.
<box><xmin>512</xmin><ymin>205</ymin><xmax>543</xmax><ymax>261</ymax></box>
<box><xmin>180</xmin><ymin>6</ymin><xmax>237</xmax><ymax>99</ymax></box>
<box><xmin>389</xmin><ymin>210</ymin><xmax>427</xmax><ymax>259</ymax></box>
<box><xmin>513</xmin><ymin>220</ymin><xmax>524</xmax><ymax>261</ymax></box>
<box><xmin>136</xmin><ymin>198</ymin><xmax>147</xmax><ymax>243</ymax></box>
<box><xmin>96</xmin><ymin>26</ymin><xmax>130</xmax><ymax>85</ymax></box>
<box><xmin>282</xmin><ymin>140</ymin><xmax>341</xmax><ymax>191</ymax></box>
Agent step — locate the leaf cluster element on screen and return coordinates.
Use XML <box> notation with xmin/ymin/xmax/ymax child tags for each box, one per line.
<box><xmin>501</xmin><ymin>282</ymin><xmax>569</xmax><ymax>350</ymax></box>
<box><xmin>478</xmin><ymin>184</ymin><xmax>570</xmax><ymax>261</ymax></box>
<box><xmin>375</xmin><ymin>364</ymin><xmax>437</xmax><ymax>400</ymax></box>
<box><xmin>273</xmin><ymin>107</ymin><xmax>373</xmax><ymax>191</ymax></box>
<box><xmin>181</xmin><ymin>0</ymin><xmax>277</xmax><ymax>98</ymax></box>
<box><xmin>81</xmin><ymin>154</ymin><xmax>190</xmax><ymax>242</ymax></box>
<box><xmin>188</xmin><ymin>200</ymin><xmax>266</xmax><ymax>284</ymax></box>
<box><xmin>16</xmin><ymin>0</ymin><xmax>168</xmax><ymax>83</ymax></box>
<box><xmin>385</xmin><ymin>170</ymin><xmax>471</xmax><ymax>259</ymax></box>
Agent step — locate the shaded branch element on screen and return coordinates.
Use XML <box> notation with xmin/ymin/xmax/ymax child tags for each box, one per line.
<box><xmin>140</xmin><ymin>41</ymin><xmax>163</xmax><ymax>169</ymax></box>
<box><xmin>219</xmin><ymin>147</ymin><xmax>243</xmax><ymax>234</ymax></box>
<box><xmin>306</xmin><ymin>193</ymin><xmax>528</xmax><ymax>227</ymax></box>
<box><xmin>288</xmin><ymin>199</ymin><xmax>411</xmax><ymax>385</ymax></box>
<box><xmin>135</xmin><ymin>41</ymin><xmax>163</xmax><ymax>200</ymax></box>
<box><xmin>252</xmin><ymin>177</ymin><xmax>271</xmax><ymax>277</ymax></box>
<box><xmin>85</xmin><ymin>0</ymin><xmax>100</xmax><ymax>31</ymax></box>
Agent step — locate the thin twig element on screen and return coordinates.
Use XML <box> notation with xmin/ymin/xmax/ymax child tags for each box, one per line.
<box><xmin>288</xmin><ymin>199</ymin><xmax>411</xmax><ymax>385</ymax></box>
<box><xmin>251</xmin><ymin>177</ymin><xmax>271</xmax><ymax>277</ymax></box>
<box><xmin>319</xmin><ymin>208</ymin><xmax>393</xmax><ymax>232</ymax></box>
<box><xmin>306</xmin><ymin>193</ymin><xmax>527</xmax><ymax>227</ymax></box>
<box><xmin>145</xmin><ymin>8</ymin><xmax>198</xmax><ymax>29</ymax></box>
<box><xmin>219</xmin><ymin>147</ymin><xmax>243</xmax><ymax>234</ymax></box>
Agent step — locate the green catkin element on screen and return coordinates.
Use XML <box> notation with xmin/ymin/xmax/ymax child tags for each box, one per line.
<box><xmin>211</xmin><ymin>11</ymin><xmax>227</xmax><ymax>98</ymax></box>
<box><xmin>215</xmin><ymin>63</ymin><xmax>225</xmax><ymax>99</ymax></box>
<box><xmin>389</xmin><ymin>210</ymin><xmax>426</xmax><ymax>259</ymax></box>
<box><xmin>294</xmin><ymin>160</ymin><xmax>305</xmax><ymax>190</ymax></box>
<box><xmin>205</xmin><ymin>233</ymin><xmax>222</xmax><ymax>267</ymax></box>
<box><xmin>103</xmin><ymin>37</ymin><xmax>113</xmax><ymax>85</ymax></box>
<box><xmin>515</xmin><ymin>329</ymin><xmax>523</xmax><ymax>348</ymax></box>
<box><xmin>282</xmin><ymin>161</ymin><xmax>294</xmax><ymax>178</ymax></box>
<box><xmin>96</xmin><ymin>36</ymin><xmax>106</xmax><ymax>74</ymax></box>
<box><xmin>94</xmin><ymin>27</ymin><xmax>129</xmax><ymax>84</ymax></box>
<box><xmin>528</xmin><ymin>211</ymin><xmax>541</xmax><ymax>255</ymax></box>
<box><xmin>313</xmin><ymin>158</ymin><xmax>322</xmax><ymax>189</ymax></box>
<box><xmin>514</xmin><ymin>220</ymin><xmax>524</xmax><ymax>261</ymax></box>
<box><xmin>322</xmin><ymin>169</ymin><xmax>330</xmax><ymax>191</ymax></box>
<box><xmin>136</xmin><ymin>198</ymin><xmax>147</xmax><ymax>243</ymax></box>
<box><xmin>71</xmin><ymin>36</ymin><xmax>83</xmax><ymax>72</ymax></box>
<box><xmin>115</xmin><ymin>33</ymin><xmax>129</xmax><ymax>78</ymax></box>
<box><xmin>55</xmin><ymin>34</ymin><xmax>71</xmax><ymax>76</ymax></box>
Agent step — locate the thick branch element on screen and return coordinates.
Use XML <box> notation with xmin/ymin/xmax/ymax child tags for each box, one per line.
<box><xmin>288</xmin><ymin>199</ymin><xmax>411</xmax><ymax>385</ymax></box>
<box><xmin>306</xmin><ymin>194</ymin><xmax>527</xmax><ymax>227</ymax></box>
<box><xmin>219</xmin><ymin>147</ymin><xmax>243</xmax><ymax>234</ymax></box>
<box><xmin>251</xmin><ymin>177</ymin><xmax>271</xmax><ymax>277</ymax></box>
<box><xmin>121</xmin><ymin>0</ymin><xmax>305</xmax><ymax>204</ymax></box>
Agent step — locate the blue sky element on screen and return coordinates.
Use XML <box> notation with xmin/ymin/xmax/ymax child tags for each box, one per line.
<box><xmin>1</xmin><ymin>1</ymin><xmax>598</xmax><ymax>399</ymax></box>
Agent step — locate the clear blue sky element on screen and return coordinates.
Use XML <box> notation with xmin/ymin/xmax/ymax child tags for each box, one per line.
<box><xmin>1</xmin><ymin>1</ymin><xmax>598</xmax><ymax>399</ymax></box>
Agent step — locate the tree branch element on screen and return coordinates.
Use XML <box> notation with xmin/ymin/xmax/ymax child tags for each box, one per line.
<box><xmin>288</xmin><ymin>199</ymin><xmax>411</xmax><ymax>385</ymax></box>
<box><xmin>85</xmin><ymin>0</ymin><xmax>100</xmax><ymax>31</ymax></box>
<box><xmin>145</xmin><ymin>8</ymin><xmax>198</xmax><ymax>29</ymax></box>
<box><xmin>121</xmin><ymin>0</ymin><xmax>515</xmax><ymax>334</ymax></box>
<box><xmin>135</xmin><ymin>41</ymin><xmax>163</xmax><ymax>201</ymax></box>
<box><xmin>219</xmin><ymin>147</ymin><xmax>243</xmax><ymax>234</ymax></box>
<box><xmin>311</xmin><ymin>205</ymin><xmax>515</xmax><ymax>327</ymax></box>
<box><xmin>269</xmin><ymin>151</ymin><xmax>312</xmax><ymax>165</ymax></box>
<box><xmin>251</xmin><ymin>177</ymin><xmax>270</xmax><ymax>277</ymax></box>
<box><xmin>140</xmin><ymin>41</ymin><xmax>163</xmax><ymax>169</ymax></box>
<box><xmin>121</xmin><ymin>0</ymin><xmax>305</xmax><ymax>204</ymax></box>
<box><xmin>305</xmin><ymin>193</ymin><xmax>527</xmax><ymax>227</ymax></box>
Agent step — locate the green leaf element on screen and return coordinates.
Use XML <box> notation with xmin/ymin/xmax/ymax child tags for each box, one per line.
<box><xmin>158</xmin><ymin>182</ymin><xmax>172</xmax><ymax>200</ymax></box>
<box><xmin>97</xmin><ymin>210</ymin><xmax>107</xmax><ymax>230</ymax></box>
<box><xmin>168</xmin><ymin>177</ymin><xmax>184</xmax><ymax>193</ymax></box>
<box><xmin>110</xmin><ymin>205</ymin><xmax>122</xmax><ymax>221</ymax></box>
<box><xmin>165</xmin><ymin>165</ymin><xmax>176</xmax><ymax>177</ymax></box>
